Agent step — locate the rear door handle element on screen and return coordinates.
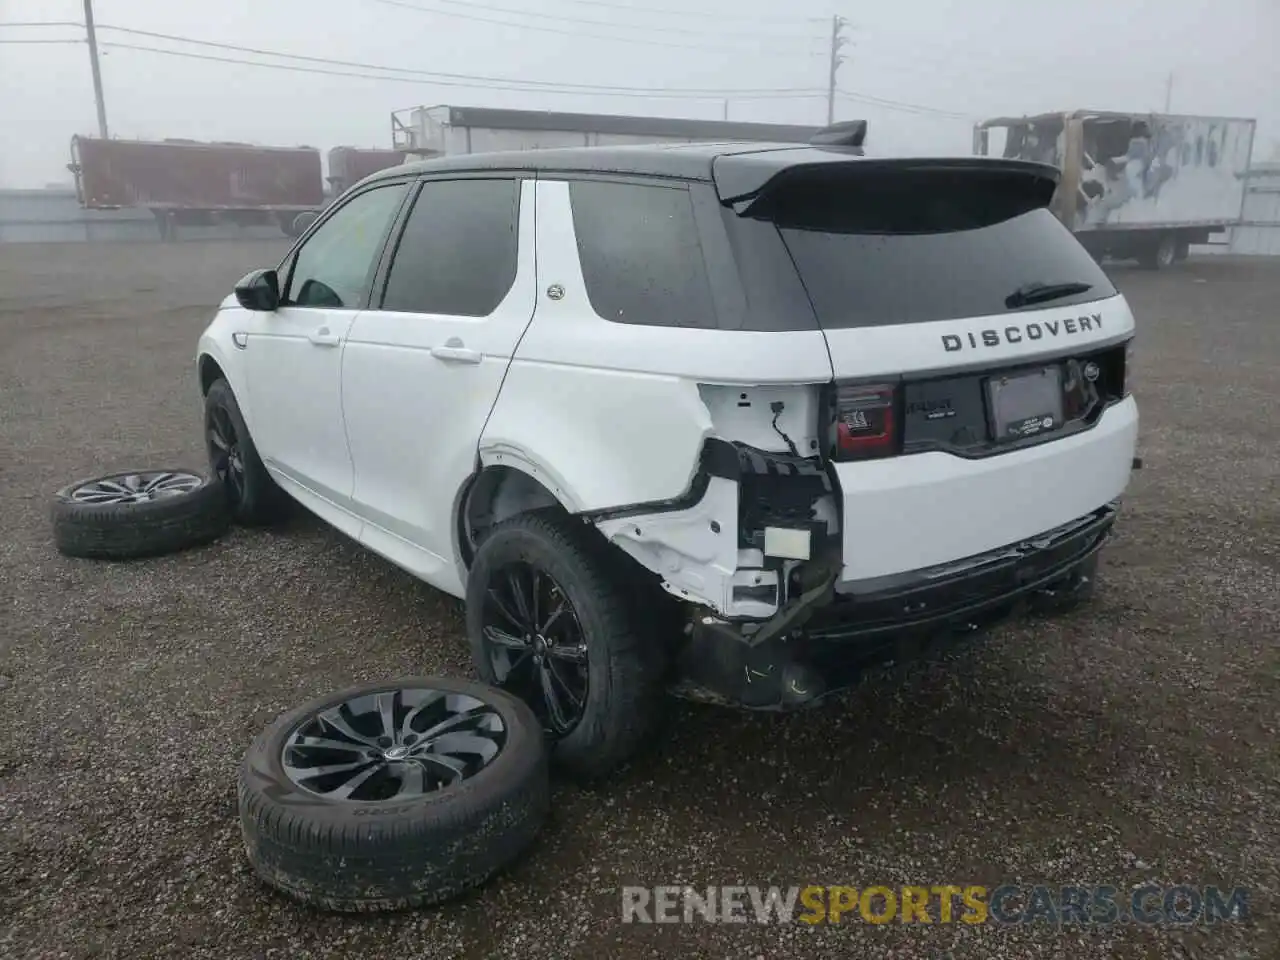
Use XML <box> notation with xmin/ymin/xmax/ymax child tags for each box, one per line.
<box><xmin>430</xmin><ymin>338</ymin><xmax>482</xmax><ymax>364</ymax></box>
<box><xmin>308</xmin><ymin>327</ymin><xmax>340</xmax><ymax>347</ymax></box>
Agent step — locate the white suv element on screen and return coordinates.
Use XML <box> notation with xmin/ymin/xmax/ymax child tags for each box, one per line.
<box><xmin>196</xmin><ymin>128</ymin><xmax>1138</xmax><ymax>778</ymax></box>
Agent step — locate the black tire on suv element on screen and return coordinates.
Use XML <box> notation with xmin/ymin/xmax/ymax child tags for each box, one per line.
<box><xmin>51</xmin><ymin>469</ymin><xmax>230</xmax><ymax>560</ymax></box>
<box><xmin>204</xmin><ymin>378</ymin><xmax>288</xmax><ymax>526</ymax></box>
<box><xmin>466</xmin><ymin>511</ymin><xmax>666</xmax><ymax>781</ymax></box>
<box><xmin>238</xmin><ymin>677</ymin><xmax>550</xmax><ymax>912</ymax></box>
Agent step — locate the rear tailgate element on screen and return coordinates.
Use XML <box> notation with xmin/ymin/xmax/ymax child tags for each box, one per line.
<box><xmin>724</xmin><ymin>157</ymin><xmax>1138</xmax><ymax>581</ymax></box>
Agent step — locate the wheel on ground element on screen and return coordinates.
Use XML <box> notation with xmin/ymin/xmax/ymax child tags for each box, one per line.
<box><xmin>1138</xmin><ymin>233</ymin><xmax>1177</xmax><ymax>270</ymax></box>
<box><xmin>1174</xmin><ymin>237</ymin><xmax>1191</xmax><ymax>261</ymax></box>
<box><xmin>51</xmin><ymin>469</ymin><xmax>230</xmax><ymax>560</ymax></box>
<box><xmin>1028</xmin><ymin>553</ymin><xmax>1099</xmax><ymax>616</ymax></box>
<box><xmin>467</xmin><ymin>511</ymin><xmax>666</xmax><ymax>781</ymax></box>
<box><xmin>238</xmin><ymin>677</ymin><xmax>549</xmax><ymax>913</ymax></box>
<box><xmin>204</xmin><ymin>378</ymin><xmax>287</xmax><ymax>525</ymax></box>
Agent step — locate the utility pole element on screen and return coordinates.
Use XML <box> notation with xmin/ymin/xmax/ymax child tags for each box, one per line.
<box><xmin>1163</xmin><ymin>71</ymin><xmax>1173</xmax><ymax>113</ymax></box>
<box><xmin>83</xmin><ymin>0</ymin><xmax>109</xmax><ymax>138</ymax></box>
<box><xmin>722</xmin><ymin>99</ymin><xmax>729</xmax><ymax>121</ymax></box>
<box><xmin>826</xmin><ymin>15</ymin><xmax>848</xmax><ymax>126</ymax></box>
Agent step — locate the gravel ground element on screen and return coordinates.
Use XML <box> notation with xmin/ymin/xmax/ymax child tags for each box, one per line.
<box><xmin>1</xmin><ymin>241</ymin><xmax>1277</xmax><ymax>960</ymax></box>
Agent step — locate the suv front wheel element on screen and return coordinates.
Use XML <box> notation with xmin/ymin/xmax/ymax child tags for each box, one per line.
<box><xmin>465</xmin><ymin>511</ymin><xmax>665</xmax><ymax>781</ymax></box>
<box><xmin>204</xmin><ymin>378</ymin><xmax>287</xmax><ymax>526</ymax></box>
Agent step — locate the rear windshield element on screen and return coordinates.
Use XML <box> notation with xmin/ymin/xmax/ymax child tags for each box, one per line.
<box><xmin>744</xmin><ymin>166</ymin><xmax>1116</xmax><ymax>328</ymax></box>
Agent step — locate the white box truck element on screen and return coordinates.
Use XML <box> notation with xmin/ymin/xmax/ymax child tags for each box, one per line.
<box><xmin>975</xmin><ymin>110</ymin><xmax>1256</xmax><ymax>268</ymax></box>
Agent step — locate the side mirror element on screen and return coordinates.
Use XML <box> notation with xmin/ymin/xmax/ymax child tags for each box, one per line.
<box><xmin>234</xmin><ymin>268</ymin><xmax>280</xmax><ymax>312</ymax></box>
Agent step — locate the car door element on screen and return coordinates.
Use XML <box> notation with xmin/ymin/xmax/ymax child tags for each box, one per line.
<box><xmin>341</xmin><ymin>175</ymin><xmax>536</xmax><ymax>594</ymax></box>
<box><xmin>243</xmin><ymin>180</ymin><xmax>410</xmax><ymax>523</ymax></box>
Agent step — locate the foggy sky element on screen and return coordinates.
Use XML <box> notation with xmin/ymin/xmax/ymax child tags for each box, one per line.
<box><xmin>0</xmin><ymin>0</ymin><xmax>1276</xmax><ymax>186</ymax></box>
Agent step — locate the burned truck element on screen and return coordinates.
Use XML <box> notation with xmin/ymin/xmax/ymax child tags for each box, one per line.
<box><xmin>975</xmin><ymin>110</ymin><xmax>1256</xmax><ymax>268</ymax></box>
<box><xmin>69</xmin><ymin>136</ymin><xmax>328</xmax><ymax>239</ymax></box>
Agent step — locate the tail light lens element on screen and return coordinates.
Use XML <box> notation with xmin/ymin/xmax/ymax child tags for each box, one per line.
<box><xmin>834</xmin><ymin>382</ymin><xmax>900</xmax><ymax>460</ymax></box>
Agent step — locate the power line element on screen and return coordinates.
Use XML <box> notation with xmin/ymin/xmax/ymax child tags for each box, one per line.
<box><xmin>365</xmin><ymin>0</ymin><xmax>824</xmax><ymax>56</ymax></box>
<box><xmin>92</xmin><ymin>26</ymin><xmax>827</xmax><ymax>97</ymax></box>
<box><xmin>100</xmin><ymin>41</ymin><xmax>830</xmax><ymax>101</ymax></box>
<box><xmin>0</xmin><ymin>37</ymin><xmax>83</xmax><ymax>44</ymax></box>
<box><xmin>0</xmin><ymin>20</ymin><xmax>84</xmax><ymax>28</ymax></box>
<box><xmin>837</xmin><ymin>89</ymin><xmax>971</xmax><ymax>120</ymax></box>
<box><xmin>406</xmin><ymin>0</ymin><xmax>825</xmax><ymax>42</ymax></box>
<box><xmin>547</xmin><ymin>0</ymin><xmax>830</xmax><ymax>25</ymax></box>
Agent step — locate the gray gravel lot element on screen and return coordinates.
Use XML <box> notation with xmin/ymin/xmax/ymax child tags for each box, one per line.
<box><xmin>1</xmin><ymin>240</ymin><xmax>1277</xmax><ymax>960</ymax></box>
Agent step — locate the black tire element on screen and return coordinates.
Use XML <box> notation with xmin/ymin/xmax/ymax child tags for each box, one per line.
<box><xmin>1138</xmin><ymin>233</ymin><xmax>1177</xmax><ymax>270</ymax></box>
<box><xmin>466</xmin><ymin>511</ymin><xmax>666</xmax><ymax>782</ymax></box>
<box><xmin>1028</xmin><ymin>553</ymin><xmax>1099</xmax><ymax>616</ymax></box>
<box><xmin>238</xmin><ymin>676</ymin><xmax>550</xmax><ymax>913</ymax></box>
<box><xmin>51</xmin><ymin>469</ymin><xmax>230</xmax><ymax>560</ymax></box>
<box><xmin>204</xmin><ymin>378</ymin><xmax>287</xmax><ymax>526</ymax></box>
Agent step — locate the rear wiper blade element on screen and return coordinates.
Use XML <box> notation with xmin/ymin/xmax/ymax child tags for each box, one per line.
<box><xmin>1005</xmin><ymin>281</ymin><xmax>1093</xmax><ymax>308</ymax></box>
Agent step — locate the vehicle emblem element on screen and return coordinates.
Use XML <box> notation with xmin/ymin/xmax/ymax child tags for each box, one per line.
<box><xmin>546</xmin><ymin>284</ymin><xmax>565</xmax><ymax>301</ymax></box>
<box><xmin>1083</xmin><ymin>361</ymin><xmax>1100</xmax><ymax>382</ymax></box>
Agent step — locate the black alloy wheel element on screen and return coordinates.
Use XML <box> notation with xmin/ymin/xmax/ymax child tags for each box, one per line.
<box><xmin>280</xmin><ymin>686</ymin><xmax>507</xmax><ymax>801</ymax></box>
<box><xmin>205</xmin><ymin>402</ymin><xmax>246</xmax><ymax>507</ymax></box>
<box><xmin>478</xmin><ymin>561</ymin><xmax>590</xmax><ymax>737</ymax></box>
<box><xmin>238</xmin><ymin>676</ymin><xmax>549</xmax><ymax>912</ymax></box>
<box><xmin>50</xmin><ymin>467</ymin><xmax>230</xmax><ymax>559</ymax></box>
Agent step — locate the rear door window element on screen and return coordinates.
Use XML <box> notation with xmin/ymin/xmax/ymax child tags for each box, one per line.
<box><xmin>568</xmin><ymin>179</ymin><xmax>718</xmax><ymax>328</ymax></box>
<box><xmin>740</xmin><ymin>166</ymin><xmax>1116</xmax><ymax>328</ymax></box>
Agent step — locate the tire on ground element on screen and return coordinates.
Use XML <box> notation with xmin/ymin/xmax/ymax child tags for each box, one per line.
<box><xmin>238</xmin><ymin>676</ymin><xmax>550</xmax><ymax>913</ymax></box>
<box><xmin>51</xmin><ymin>469</ymin><xmax>230</xmax><ymax>560</ymax></box>
<box><xmin>466</xmin><ymin>511</ymin><xmax>667</xmax><ymax>782</ymax></box>
<box><xmin>204</xmin><ymin>377</ymin><xmax>288</xmax><ymax>526</ymax></box>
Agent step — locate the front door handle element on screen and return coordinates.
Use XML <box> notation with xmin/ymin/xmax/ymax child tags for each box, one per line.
<box><xmin>430</xmin><ymin>337</ymin><xmax>482</xmax><ymax>364</ymax></box>
<box><xmin>308</xmin><ymin>327</ymin><xmax>340</xmax><ymax>347</ymax></box>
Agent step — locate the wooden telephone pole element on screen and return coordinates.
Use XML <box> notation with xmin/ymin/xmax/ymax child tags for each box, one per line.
<box><xmin>826</xmin><ymin>15</ymin><xmax>848</xmax><ymax>125</ymax></box>
<box><xmin>83</xmin><ymin>0</ymin><xmax>109</xmax><ymax>138</ymax></box>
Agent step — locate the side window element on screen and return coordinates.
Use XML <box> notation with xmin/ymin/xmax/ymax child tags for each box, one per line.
<box><xmin>381</xmin><ymin>178</ymin><xmax>519</xmax><ymax>316</ymax></box>
<box><xmin>568</xmin><ymin>179</ymin><xmax>717</xmax><ymax>328</ymax></box>
<box><xmin>284</xmin><ymin>183</ymin><xmax>408</xmax><ymax>308</ymax></box>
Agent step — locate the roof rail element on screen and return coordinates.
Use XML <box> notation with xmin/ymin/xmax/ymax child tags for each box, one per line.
<box><xmin>809</xmin><ymin>120</ymin><xmax>867</xmax><ymax>149</ymax></box>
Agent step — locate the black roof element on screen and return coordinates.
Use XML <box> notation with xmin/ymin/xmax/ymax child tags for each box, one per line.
<box><xmin>372</xmin><ymin>141</ymin><xmax>850</xmax><ymax>187</ymax></box>
<box><xmin>364</xmin><ymin>141</ymin><xmax>1055</xmax><ymax>204</ymax></box>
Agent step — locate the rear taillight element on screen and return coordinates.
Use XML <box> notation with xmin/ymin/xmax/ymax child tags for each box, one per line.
<box><xmin>834</xmin><ymin>382</ymin><xmax>901</xmax><ymax>460</ymax></box>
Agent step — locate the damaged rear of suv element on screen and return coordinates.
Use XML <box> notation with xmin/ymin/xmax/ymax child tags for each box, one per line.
<box><xmin>466</xmin><ymin>130</ymin><xmax>1136</xmax><ymax>769</ymax></box>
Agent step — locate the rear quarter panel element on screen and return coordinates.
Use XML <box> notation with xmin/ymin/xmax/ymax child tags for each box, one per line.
<box><xmin>479</xmin><ymin>178</ymin><xmax>833</xmax><ymax>512</ymax></box>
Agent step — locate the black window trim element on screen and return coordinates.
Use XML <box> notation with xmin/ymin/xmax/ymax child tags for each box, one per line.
<box><xmin>276</xmin><ymin>177</ymin><xmax>415</xmax><ymax>310</ymax></box>
<box><xmin>370</xmin><ymin>171</ymin><xmax>527</xmax><ymax>314</ymax></box>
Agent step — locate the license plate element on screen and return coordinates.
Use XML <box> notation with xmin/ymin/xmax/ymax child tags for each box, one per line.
<box><xmin>987</xmin><ymin>366</ymin><xmax>1063</xmax><ymax>442</ymax></box>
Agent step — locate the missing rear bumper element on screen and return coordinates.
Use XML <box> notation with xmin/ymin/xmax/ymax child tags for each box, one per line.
<box><xmin>673</xmin><ymin>505</ymin><xmax>1116</xmax><ymax>710</ymax></box>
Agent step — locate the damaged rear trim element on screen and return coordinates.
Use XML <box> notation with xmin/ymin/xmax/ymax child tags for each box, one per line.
<box><xmin>591</xmin><ymin>439</ymin><xmax>840</xmax><ymax>618</ymax></box>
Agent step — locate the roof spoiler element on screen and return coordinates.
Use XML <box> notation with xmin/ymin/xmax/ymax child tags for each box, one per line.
<box><xmin>808</xmin><ymin>120</ymin><xmax>867</xmax><ymax>149</ymax></box>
